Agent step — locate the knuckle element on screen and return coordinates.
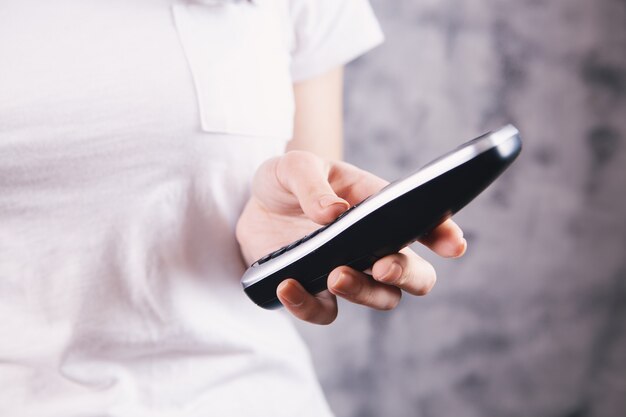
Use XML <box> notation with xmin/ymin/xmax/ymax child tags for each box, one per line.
<box><xmin>282</xmin><ymin>150</ymin><xmax>314</xmax><ymax>170</ymax></box>
<box><xmin>297</xmin><ymin>304</ymin><xmax>318</xmax><ymax>322</ymax></box>
<box><xmin>360</xmin><ymin>282</ymin><xmax>378</xmax><ymax>307</ymax></box>
<box><xmin>388</xmin><ymin>258</ymin><xmax>410</xmax><ymax>286</ymax></box>
<box><xmin>394</xmin><ymin>267</ymin><xmax>409</xmax><ymax>287</ymax></box>
<box><xmin>376</xmin><ymin>256</ymin><xmax>405</xmax><ymax>285</ymax></box>
<box><xmin>276</xmin><ymin>154</ymin><xmax>294</xmax><ymax>178</ymax></box>
<box><xmin>340</xmin><ymin>270</ymin><xmax>363</xmax><ymax>295</ymax></box>
<box><xmin>277</xmin><ymin>151</ymin><xmax>307</xmax><ymax>182</ymax></box>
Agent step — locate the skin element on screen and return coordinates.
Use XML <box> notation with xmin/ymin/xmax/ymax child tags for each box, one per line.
<box><xmin>236</xmin><ymin>67</ymin><xmax>467</xmax><ymax>325</ymax></box>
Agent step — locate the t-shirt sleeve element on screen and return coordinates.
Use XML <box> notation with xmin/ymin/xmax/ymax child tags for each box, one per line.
<box><xmin>289</xmin><ymin>0</ymin><xmax>384</xmax><ymax>82</ymax></box>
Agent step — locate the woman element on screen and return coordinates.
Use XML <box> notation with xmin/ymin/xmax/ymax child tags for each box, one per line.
<box><xmin>0</xmin><ymin>0</ymin><xmax>466</xmax><ymax>415</ymax></box>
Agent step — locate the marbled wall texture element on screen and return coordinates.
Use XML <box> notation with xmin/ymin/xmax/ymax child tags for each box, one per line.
<box><xmin>295</xmin><ymin>1</ymin><xmax>626</xmax><ymax>416</ymax></box>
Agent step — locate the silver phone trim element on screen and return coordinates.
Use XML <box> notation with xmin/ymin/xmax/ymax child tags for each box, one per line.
<box><xmin>241</xmin><ymin>124</ymin><xmax>520</xmax><ymax>288</ymax></box>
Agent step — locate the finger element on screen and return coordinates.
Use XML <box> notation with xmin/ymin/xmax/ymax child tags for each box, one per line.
<box><xmin>327</xmin><ymin>160</ymin><xmax>389</xmax><ymax>206</ymax></box>
<box><xmin>418</xmin><ymin>219</ymin><xmax>467</xmax><ymax>258</ymax></box>
<box><xmin>371</xmin><ymin>248</ymin><xmax>437</xmax><ymax>296</ymax></box>
<box><xmin>327</xmin><ymin>266</ymin><xmax>402</xmax><ymax>310</ymax></box>
<box><xmin>274</xmin><ymin>151</ymin><xmax>350</xmax><ymax>224</ymax></box>
<box><xmin>277</xmin><ymin>279</ymin><xmax>338</xmax><ymax>325</ymax></box>
<box><xmin>327</xmin><ymin>162</ymin><xmax>467</xmax><ymax>258</ymax></box>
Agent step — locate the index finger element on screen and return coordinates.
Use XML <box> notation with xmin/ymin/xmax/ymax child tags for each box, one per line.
<box><xmin>328</xmin><ymin>161</ymin><xmax>466</xmax><ymax>258</ymax></box>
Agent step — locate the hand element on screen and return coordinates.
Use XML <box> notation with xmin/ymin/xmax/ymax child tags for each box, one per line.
<box><xmin>236</xmin><ymin>151</ymin><xmax>467</xmax><ymax>325</ymax></box>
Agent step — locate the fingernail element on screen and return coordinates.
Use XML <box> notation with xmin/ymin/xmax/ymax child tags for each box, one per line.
<box><xmin>444</xmin><ymin>236</ymin><xmax>467</xmax><ymax>258</ymax></box>
<box><xmin>328</xmin><ymin>271</ymin><xmax>350</xmax><ymax>295</ymax></box>
<box><xmin>380</xmin><ymin>262</ymin><xmax>401</xmax><ymax>283</ymax></box>
<box><xmin>319</xmin><ymin>194</ymin><xmax>346</xmax><ymax>209</ymax></box>
<box><xmin>456</xmin><ymin>238</ymin><xmax>468</xmax><ymax>257</ymax></box>
<box><xmin>278</xmin><ymin>281</ymin><xmax>304</xmax><ymax>307</ymax></box>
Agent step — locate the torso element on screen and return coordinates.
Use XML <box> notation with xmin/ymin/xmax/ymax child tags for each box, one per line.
<box><xmin>0</xmin><ymin>1</ymin><xmax>331</xmax><ymax>415</ymax></box>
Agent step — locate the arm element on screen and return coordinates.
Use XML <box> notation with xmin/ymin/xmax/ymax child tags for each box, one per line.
<box><xmin>287</xmin><ymin>66</ymin><xmax>344</xmax><ymax>160</ymax></box>
<box><xmin>236</xmin><ymin>67</ymin><xmax>466</xmax><ymax>324</ymax></box>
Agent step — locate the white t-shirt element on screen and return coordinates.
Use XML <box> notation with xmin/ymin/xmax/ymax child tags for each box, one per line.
<box><xmin>0</xmin><ymin>0</ymin><xmax>382</xmax><ymax>416</ymax></box>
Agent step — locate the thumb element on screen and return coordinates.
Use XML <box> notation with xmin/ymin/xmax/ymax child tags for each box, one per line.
<box><xmin>273</xmin><ymin>151</ymin><xmax>349</xmax><ymax>224</ymax></box>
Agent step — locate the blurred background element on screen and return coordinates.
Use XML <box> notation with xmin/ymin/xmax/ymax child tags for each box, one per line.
<box><xmin>295</xmin><ymin>1</ymin><xmax>626</xmax><ymax>416</ymax></box>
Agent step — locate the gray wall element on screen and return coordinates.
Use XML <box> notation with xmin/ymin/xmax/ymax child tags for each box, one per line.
<box><xmin>295</xmin><ymin>1</ymin><xmax>626</xmax><ymax>416</ymax></box>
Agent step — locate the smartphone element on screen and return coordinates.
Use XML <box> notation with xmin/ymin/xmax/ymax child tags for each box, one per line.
<box><xmin>241</xmin><ymin>124</ymin><xmax>522</xmax><ymax>309</ymax></box>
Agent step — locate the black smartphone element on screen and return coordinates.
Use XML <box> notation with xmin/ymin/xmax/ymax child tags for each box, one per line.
<box><xmin>241</xmin><ymin>125</ymin><xmax>522</xmax><ymax>309</ymax></box>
